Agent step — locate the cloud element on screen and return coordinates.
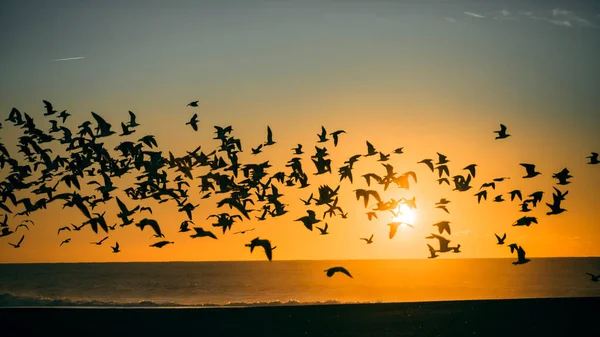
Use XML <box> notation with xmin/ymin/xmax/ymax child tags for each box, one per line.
<box><xmin>464</xmin><ymin>12</ymin><xmax>486</xmax><ymax>19</ymax></box>
<box><xmin>444</xmin><ymin>17</ymin><xmax>457</xmax><ymax>23</ymax></box>
<box><xmin>549</xmin><ymin>8</ymin><xmax>596</xmax><ymax>28</ymax></box>
<box><xmin>53</xmin><ymin>57</ymin><xmax>84</xmax><ymax>62</ymax></box>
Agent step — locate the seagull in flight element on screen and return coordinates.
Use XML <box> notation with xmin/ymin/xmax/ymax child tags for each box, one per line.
<box><xmin>8</xmin><ymin>235</ymin><xmax>24</xmax><ymax>248</ymax></box>
<box><xmin>360</xmin><ymin>234</ymin><xmax>373</xmax><ymax>244</ymax></box>
<box><xmin>520</xmin><ymin>163</ymin><xmax>541</xmax><ymax>178</ymax></box>
<box><xmin>324</xmin><ymin>266</ymin><xmax>353</xmax><ymax>278</ymax></box>
<box><xmin>495</xmin><ymin>233</ymin><xmax>506</xmax><ymax>245</ymax></box>
<box><xmin>494</xmin><ymin>124</ymin><xmax>510</xmax><ymax>139</ymax></box>
<box><xmin>586</xmin><ymin>273</ymin><xmax>600</xmax><ymax>282</ymax></box>
<box><xmin>586</xmin><ymin>152</ymin><xmax>598</xmax><ymax>164</ymax></box>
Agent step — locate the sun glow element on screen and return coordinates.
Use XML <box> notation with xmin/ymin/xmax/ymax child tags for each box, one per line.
<box><xmin>393</xmin><ymin>204</ymin><xmax>418</xmax><ymax>227</ymax></box>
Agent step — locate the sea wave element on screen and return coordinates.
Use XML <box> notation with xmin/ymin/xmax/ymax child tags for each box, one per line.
<box><xmin>0</xmin><ymin>292</ymin><xmax>372</xmax><ymax>308</ymax></box>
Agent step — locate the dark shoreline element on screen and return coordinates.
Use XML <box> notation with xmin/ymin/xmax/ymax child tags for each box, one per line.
<box><xmin>2</xmin><ymin>297</ymin><xmax>599</xmax><ymax>337</ymax></box>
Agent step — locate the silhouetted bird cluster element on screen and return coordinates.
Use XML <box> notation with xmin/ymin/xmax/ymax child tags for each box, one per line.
<box><xmin>0</xmin><ymin>103</ymin><xmax>598</xmax><ymax>281</ymax></box>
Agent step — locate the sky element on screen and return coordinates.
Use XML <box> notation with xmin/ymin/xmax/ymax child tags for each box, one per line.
<box><xmin>0</xmin><ymin>0</ymin><xmax>599</xmax><ymax>263</ymax></box>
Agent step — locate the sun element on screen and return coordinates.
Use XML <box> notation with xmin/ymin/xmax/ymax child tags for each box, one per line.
<box><xmin>393</xmin><ymin>204</ymin><xmax>418</xmax><ymax>226</ymax></box>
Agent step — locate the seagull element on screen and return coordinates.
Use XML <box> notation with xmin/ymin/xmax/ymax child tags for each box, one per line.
<box><xmin>316</xmin><ymin>223</ymin><xmax>329</xmax><ymax>235</ymax></box>
<box><xmin>187</xmin><ymin>100</ymin><xmax>199</xmax><ymax>107</ymax></box>
<box><xmin>60</xmin><ymin>238</ymin><xmax>71</xmax><ymax>246</ymax></box>
<box><xmin>494</xmin><ymin>124</ymin><xmax>510</xmax><ymax>139</ymax></box>
<box><xmin>508</xmin><ymin>190</ymin><xmax>522</xmax><ymax>202</ymax></box>
<box><xmin>586</xmin><ymin>273</ymin><xmax>600</xmax><ymax>282</ymax></box>
<box><xmin>150</xmin><ymin>241</ymin><xmax>174</xmax><ymax>248</ymax></box>
<box><xmin>91</xmin><ymin>236</ymin><xmax>109</xmax><ymax>245</ymax></box>
<box><xmin>427</xmin><ymin>244</ymin><xmax>438</xmax><ymax>259</ymax></box>
<box><xmin>520</xmin><ymin>163</ymin><xmax>541</xmax><ymax>178</ymax></box>
<box><xmin>190</xmin><ymin>227</ymin><xmax>218</xmax><ymax>239</ymax></box>
<box><xmin>111</xmin><ymin>242</ymin><xmax>120</xmax><ymax>253</ymax></box>
<box><xmin>245</xmin><ymin>237</ymin><xmax>276</xmax><ymax>261</ymax></box>
<box><xmin>586</xmin><ymin>152</ymin><xmax>599</xmax><ymax>165</ymax></box>
<box><xmin>432</xmin><ymin>221</ymin><xmax>451</xmax><ymax>235</ymax></box>
<box><xmin>57</xmin><ymin>226</ymin><xmax>71</xmax><ymax>235</ymax></box>
<box><xmin>264</xmin><ymin>126</ymin><xmax>276</xmax><ymax>146</ymax></box>
<box><xmin>418</xmin><ymin>159</ymin><xmax>434</xmax><ymax>172</ymax></box>
<box><xmin>179</xmin><ymin>220</ymin><xmax>193</xmax><ymax>232</ymax></box>
<box><xmin>495</xmin><ymin>233</ymin><xmax>506</xmax><ymax>245</ymax></box>
<box><xmin>463</xmin><ymin>164</ymin><xmax>477</xmax><ymax>178</ymax></box>
<box><xmin>186</xmin><ymin>114</ymin><xmax>199</xmax><ymax>131</ymax></box>
<box><xmin>330</xmin><ymin>130</ymin><xmax>345</xmax><ymax>146</ymax></box>
<box><xmin>360</xmin><ymin>234</ymin><xmax>373</xmax><ymax>244</ymax></box>
<box><xmin>388</xmin><ymin>221</ymin><xmax>412</xmax><ymax>239</ymax></box>
<box><xmin>234</xmin><ymin>228</ymin><xmax>255</xmax><ymax>235</ymax></box>
<box><xmin>317</xmin><ymin>126</ymin><xmax>329</xmax><ymax>143</ymax></box>
<box><xmin>324</xmin><ymin>266</ymin><xmax>353</xmax><ymax>278</ymax></box>
<box><xmin>8</xmin><ymin>235</ymin><xmax>24</xmax><ymax>248</ymax></box>
<box><xmin>512</xmin><ymin>245</ymin><xmax>530</xmax><ymax>265</ymax></box>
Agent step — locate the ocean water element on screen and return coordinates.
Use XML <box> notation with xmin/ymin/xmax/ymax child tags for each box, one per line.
<box><xmin>1</xmin><ymin>258</ymin><xmax>599</xmax><ymax>307</ymax></box>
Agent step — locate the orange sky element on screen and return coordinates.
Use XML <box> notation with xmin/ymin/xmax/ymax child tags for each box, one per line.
<box><xmin>1</xmin><ymin>1</ymin><xmax>599</xmax><ymax>263</ymax></box>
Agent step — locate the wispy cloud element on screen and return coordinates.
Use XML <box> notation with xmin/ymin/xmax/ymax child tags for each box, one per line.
<box><xmin>551</xmin><ymin>8</ymin><xmax>596</xmax><ymax>28</ymax></box>
<box><xmin>444</xmin><ymin>17</ymin><xmax>457</xmax><ymax>23</ymax></box>
<box><xmin>464</xmin><ymin>12</ymin><xmax>485</xmax><ymax>19</ymax></box>
<box><xmin>53</xmin><ymin>57</ymin><xmax>84</xmax><ymax>62</ymax></box>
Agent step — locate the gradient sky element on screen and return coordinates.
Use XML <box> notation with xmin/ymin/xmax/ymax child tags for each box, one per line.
<box><xmin>1</xmin><ymin>0</ymin><xmax>599</xmax><ymax>263</ymax></box>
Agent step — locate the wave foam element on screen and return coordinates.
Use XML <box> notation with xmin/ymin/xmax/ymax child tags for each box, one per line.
<box><xmin>0</xmin><ymin>293</ymin><xmax>366</xmax><ymax>308</ymax></box>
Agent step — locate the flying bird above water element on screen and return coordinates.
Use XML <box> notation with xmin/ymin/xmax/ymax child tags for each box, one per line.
<box><xmin>111</xmin><ymin>242</ymin><xmax>120</xmax><ymax>253</ymax></box>
<box><xmin>586</xmin><ymin>273</ymin><xmax>600</xmax><ymax>282</ymax></box>
<box><xmin>324</xmin><ymin>266</ymin><xmax>353</xmax><ymax>278</ymax></box>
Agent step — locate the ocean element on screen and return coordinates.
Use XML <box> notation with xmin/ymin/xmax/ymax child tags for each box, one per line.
<box><xmin>1</xmin><ymin>258</ymin><xmax>599</xmax><ymax>307</ymax></box>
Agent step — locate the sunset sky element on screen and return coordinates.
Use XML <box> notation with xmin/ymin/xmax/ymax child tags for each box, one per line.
<box><xmin>1</xmin><ymin>0</ymin><xmax>599</xmax><ymax>263</ymax></box>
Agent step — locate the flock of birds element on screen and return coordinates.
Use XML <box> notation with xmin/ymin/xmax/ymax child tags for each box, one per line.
<box><xmin>0</xmin><ymin>100</ymin><xmax>598</xmax><ymax>281</ymax></box>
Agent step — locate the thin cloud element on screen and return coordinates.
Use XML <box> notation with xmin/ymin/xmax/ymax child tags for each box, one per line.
<box><xmin>444</xmin><ymin>17</ymin><xmax>457</xmax><ymax>23</ymax></box>
<box><xmin>464</xmin><ymin>12</ymin><xmax>486</xmax><ymax>19</ymax></box>
<box><xmin>551</xmin><ymin>8</ymin><xmax>596</xmax><ymax>28</ymax></box>
<box><xmin>54</xmin><ymin>57</ymin><xmax>84</xmax><ymax>62</ymax></box>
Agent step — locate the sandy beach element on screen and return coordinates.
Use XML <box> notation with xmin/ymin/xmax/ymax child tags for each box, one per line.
<box><xmin>1</xmin><ymin>297</ymin><xmax>598</xmax><ymax>337</ymax></box>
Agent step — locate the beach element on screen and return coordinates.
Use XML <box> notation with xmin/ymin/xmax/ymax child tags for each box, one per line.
<box><xmin>2</xmin><ymin>297</ymin><xmax>598</xmax><ymax>337</ymax></box>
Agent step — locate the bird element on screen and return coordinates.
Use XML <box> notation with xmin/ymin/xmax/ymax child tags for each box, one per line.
<box><xmin>179</xmin><ymin>220</ymin><xmax>193</xmax><ymax>232</ymax></box>
<box><xmin>388</xmin><ymin>222</ymin><xmax>412</xmax><ymax>239</ymax></box>
<box><xmin>427</xmin><ymin>244</ymin><xmax>438</xmax><ymax>259</ymax></box>
<box><xmin>186</xmin><ymin>114</ymin><xmax>199</xmax><ymax>131</ymax></box>
<box><xmin>316</xmin><ymin>223</ymin><xmax>329</xmax><ymax>235</ymax></box>
<box><xmin>426</xmin><ymin>234</ymin><xmax>452</xmax><ymax>253</ymax></box>
<box><xmin>495</xmin><ymin>233</ymin><xmax>506</xmax><ymax>245</ymax></box>
<box><xmin>418</xmin><ymin>159</ymin><xmax>434</xmax><ymax>172</ymax></box>
<box><xmin>494</xmin><ymin>124</ymin><xmax>510</xmax><ymax>139</ymax></box>
<box><xmin>150</xmin><ymin>241</ymin><xmax>174</xmax><ymax>248</ymax></box>
<box><xmin>245</xmin><ymin>237</ymin><xmax>276</xmax><ymax>261</ymax></box>
<box><xmin>234</xmin><ymin>228</ymin><xmax>255</xmax><ymax>235</ymax></box>
<box><xmin>520</xmin><ymin>163</ymin><xmax>541</xmax><ymax>178</ymax></box>
<box><xmin>136</xmin><ymin>218</ymin><xmax>164</xmax><ymax>238</ymax></box>
<box><xmin>324</xmin><ymin>266</ymin><xmax>352</xmax><ymax>278</ymax></box>
<box><xmin>508</xmin><ymin>190</ymin><xmax>522</xmax><ymax>202</ymax></box>
<box><xmin>91</xmin><ymin>236</ymin><xmax>109</xmax><ymax>245</ymax></box>
<box><xmin>127</xmin><ymin>110</ymin><xmax>140</xmax><ymax>127</ymax></box>
<box><xmin>111</xmin><ymin>242</ymin><xmax>120</xmax><ymax>253</ymax></box>
<box><xmin>360</xmin><ymin>234</ymin><xmax>373</xmax><ymax>244</ymax></box>
<box><xmin>187</xmin><ymin>100</ymin><xmax>199</xmax><ymax>107</ymax></box>
<box><xmin>264</xmin><ymin>126</ymin><xmax>276</xmax><ymax>146</ymax></box>
<box><xmin>57</xmin><ymin>226</ymin><xmax>71</xmax><ymax>235</ymax></box>
<box><xmin>60</xmin><ymin>238</ymin><xmax>71</xmax><ymax>246</ymax></box>
<box><xmin>586</xmin><ymin>273</ymin><xmax>600</xmax><ymax>282</ymax></box>
<box><xmin>8</xmin><ymin>235</ymin><xmax>24</xmax><ymax>248</ymax></box>
<box><xmin>432</xmin><ymin>221</ymin><xmax>451</xmax><ymax>235</ymax></box>
<box><xmin>190</xmin><ymin>227</ymin><xmax>218</xmax><ymax>239</ymax></box>
<box><xmin>317</xmin><ymin>126</ymin><xmax>329</xmax><ymax>143</ymax></box>
<box><xmin>512</xmin><ymin>245</ymin><xmax>530</xmax><ymax>265</ymax></box>
<box><xmin>586</xmin><ymin>152</ymin><xmax>599</xmax><ymax>165</ymax></box>
<box><xmin>463</xmin><ymin>164</ymin><xmax>477</xmax><ymax>178</ymax></box>
<box><xmin>475</xmin><ymin>190</ymin><xmax>487</xmax><ymax>203</ymax></box>
<box><xmin>295</xmin><ymin>210</ymin><xmax>321</xmax><ymax>231</ymax></box>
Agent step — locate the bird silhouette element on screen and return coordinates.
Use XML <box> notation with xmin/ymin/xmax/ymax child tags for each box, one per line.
<box><xmin>427</xmin><ymin>244</ymin><xmax>438</xmax><ymax>259</ymax></box>
<box><xmin>494</xmin><ymin>124</ymin><xmax>510</xmax><ymax>139</ymax></box>
<box><xmin>8</xmin><ymin>235</ymin><xmax>24</xmax><ymax>248</ymax></box>
<box><xmin>245</xmin><ymin>237</ymin><xmax>276</xmax><ymax>261</ymax></box>
<box><xmin>150</xmin><ymin>241</ymin><xmax>174</xmax><ymax>248</ymax></box>
<box><xmin>586</xmin><ymin>273</ymin><xmax>600</xmax><ymax>282</ymax></box>
<box><xmin>520</xmin><ymin>163</ymin><xmax>541</xmax><ymax>178</ymax></box>
<box><xmin>495</xmin><ymin>233</ymin><xmax>506</xmax><ymax>245</ymax></box>
<box><xmin>234</xmin><ymin>228</ymin><xmax>255</xmax><ymax>235</ymax></box>
<box><xmin>190</xmin><ymin>227</ymin><xmax>218</xmax><ymax>239</ymax></box>
<box><xmin>295</xmin><ymin>210</ymin><xmax>321</xmax><ymax>231</ymax></box>
<box><xmin>264</xmin><ymin>126</ymin><xmax>276</xmax><ymax>146</ymax></box>
<box><xmin>316</xmin><ymin>223</ymin><xmax>329</xmax><ymax>235</ymax></box>
<box><xmin>111</xmin><ymin>242</ymin><xmax>120</xmax><ymax>253</ymax></box>
<box><xmin>512</xmin><ymin>245</ymin><xmax>530</xmax><ymax>265</ymax></box>
<box><xmin>91</xmin><ymin>236</ymin><xmax>109</xmax><ymax>245</ymax></box>
<box><xmin>586</xmin><ymin>152</ymin><xmax>599</xmax><ymax>164</ymax></box>
<box><xmin>60</xmin><ymin>238</ymin><xmax>71</xmax><ymax>246</ymax></box>
<box><xmin>432</xmin><ymin>221</ymin><xmax>451</xmax><ymax>235</ymax></box>
<box><xmin>186</xmin><ymin>114</ymin><xmax>199</xmax><ymax>131</ymax></box>
<box><xmin>324</xmin><ymin>266</ymin><xmax>353</xmax><ymax>278</ymax></box>
<box><xmin>360</xmin><ymin>234</ymin><xmax>373</xmax><ymax>244</ymax></box>
<box><xmin>187</xmin><ymin>100</ymin><xmax>199</xmax><ymax>107</ymax></box>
